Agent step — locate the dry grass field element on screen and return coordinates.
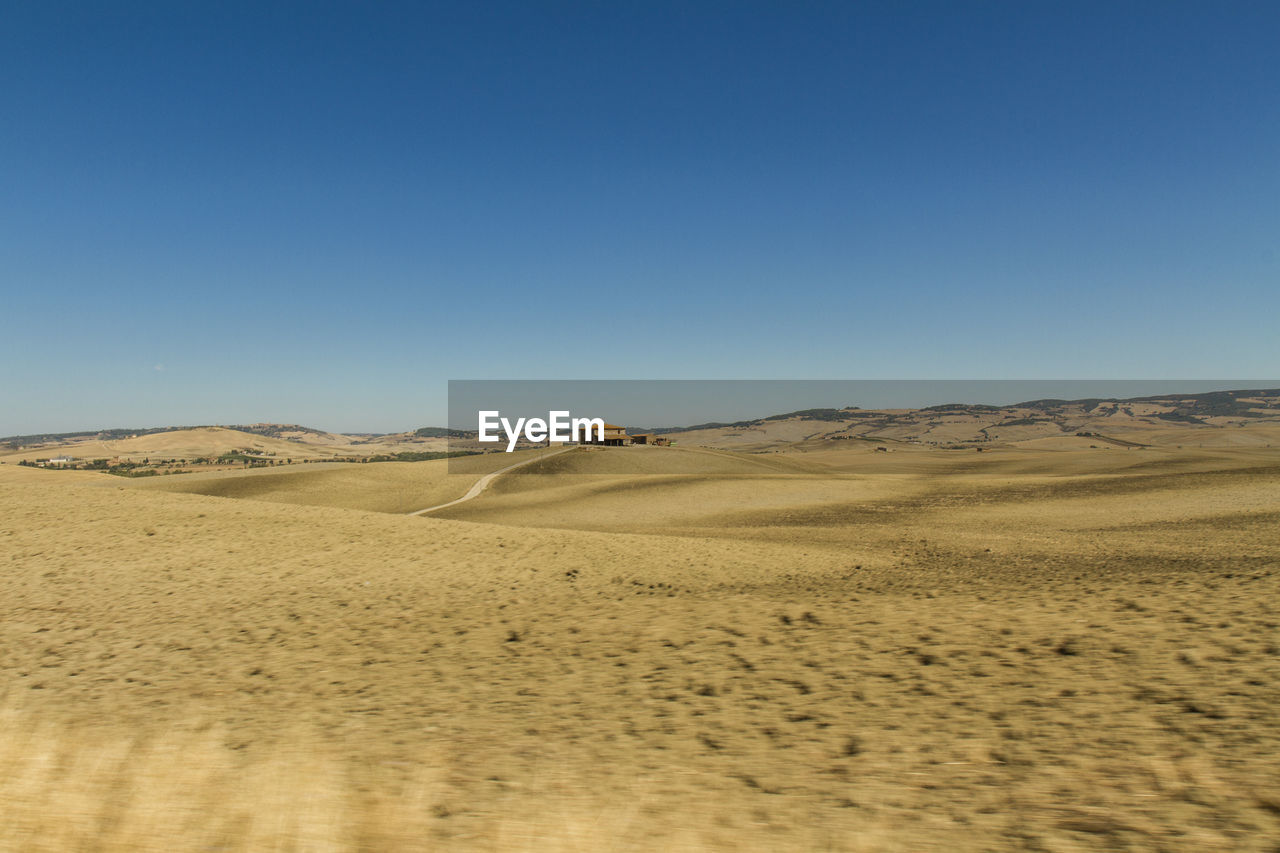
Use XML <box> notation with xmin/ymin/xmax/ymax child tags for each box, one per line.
<box><xmin>2</xmin><ymin>436</ymin><xmax>1279</xmax><ymax>851</ymax></box>
<box><xmin>130</xmin><ymin>448</ymin><xmax>563</xmax><ymax>514</ymax></box>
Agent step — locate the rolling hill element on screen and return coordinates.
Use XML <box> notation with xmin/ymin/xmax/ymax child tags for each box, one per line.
<box><xmin>4</xmin><ymin>389</ymin><xmax>1278</xmax><ymax>470</ymax></box>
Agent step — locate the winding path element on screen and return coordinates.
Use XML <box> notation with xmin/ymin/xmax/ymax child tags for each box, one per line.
<box><xmin>408</xmin><ymin>445</ymin><xmax>577</xmax><ymax>516</ymax></box>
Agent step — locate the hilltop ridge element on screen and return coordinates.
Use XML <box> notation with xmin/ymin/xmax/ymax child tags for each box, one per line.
<box><xmin>658</xmin><ymin>388</ymin><xmax>1280</xmax><ymax>451</ymax></box>
<box><xmin>5</xmin><ymin>389</ymin><xmax>1278</xmax><ymax>461</ymax></box>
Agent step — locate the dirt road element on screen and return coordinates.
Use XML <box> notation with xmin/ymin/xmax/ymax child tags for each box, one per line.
<box><xmin>407</xmin><ymin>444</ymin><xmax>578</xmax><ymax>515</ymax></box>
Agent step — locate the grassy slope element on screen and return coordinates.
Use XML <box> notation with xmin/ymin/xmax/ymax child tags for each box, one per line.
<box><xmin>127</xmin><ymin>447</ymin><xmax>560</xmax><ymax>514</ymax></box>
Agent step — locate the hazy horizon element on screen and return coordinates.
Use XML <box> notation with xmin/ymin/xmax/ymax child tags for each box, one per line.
<box><xmin>6</xmin><ymin>379</ymin><xmax>1279</xmax><ymax>438</ymax></box>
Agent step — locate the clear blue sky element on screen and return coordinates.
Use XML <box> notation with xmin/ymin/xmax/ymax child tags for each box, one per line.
<box><xmin>2</xmin><ymin>1</ymin><xmax>1277</xmax><ymax>434</ymax></box>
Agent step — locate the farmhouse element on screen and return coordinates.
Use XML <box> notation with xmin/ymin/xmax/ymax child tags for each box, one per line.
<box><xmin>576</xmin><ymin>423</ymin><xmax>630</xmax><ymax>446</ymax></box>
<box><xmin>572</xmin><ymin>425</ymin><xmax>673</xmax><ymax>447</ymax></box>
<box><xmin>628</xmin><ymin>433</ymin><xmax>670</xmax><ymax>446</ymax></box>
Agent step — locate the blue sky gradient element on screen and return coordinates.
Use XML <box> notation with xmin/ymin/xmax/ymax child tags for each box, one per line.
<box><xmin>2</xmin><ymin>2</ymin><xmax>1277</xmax><ymax>433</ymax></box>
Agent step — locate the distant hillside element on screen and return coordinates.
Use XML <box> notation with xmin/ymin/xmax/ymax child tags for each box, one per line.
<box><xmin>1016</xmin><ymin>389</ymin><xmax>1280</xmax><ymax>420</ymax></box>
<box><xmin>0</xmin><ymin>423</ymin><xmax>455</xmax><ymax>465</ymax></box>
<box><xmin>231</xmin><ymin>423</ymin><xmax>332</xmax><ymax>440</ymax></box>
<box><xmin>658</xmin><ymin>388</ymin><xmax>1280</xmax><ymax>451</ymax></box>
<box><xmin>1</xmin><ymin>426</ymin><xmax>204</xmax><ymax>450</ymax></box>
<box><xmin>2</xmin><ymin>422</ymin><xmax>444</xmax><ymax>451</ymax></box>
<box><xmin>1</xmin><ymin>423</ymin><xmax>343</xmax><ymax>448</ymax></box>
<box><xmin>6</xmin><ymin>389</ymin><xmax>1278</xmax><ymax>457</ymax></box>
<box><xmin>414</xmin><ymin>426</ymin><xmax>474</xmax><ymax>438</ymax></box>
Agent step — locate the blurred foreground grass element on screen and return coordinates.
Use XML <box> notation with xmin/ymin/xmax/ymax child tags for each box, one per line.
<box><xmin>0</xmin><ymin>708</ymin><xmax>825</xmax><ymax>853</ymax></box>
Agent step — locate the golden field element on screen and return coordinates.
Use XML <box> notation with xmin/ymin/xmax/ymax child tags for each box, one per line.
<box><xmin>2</xmin><ymin>435</ymin><xmax>1279</xmax><ymax>851</ymax></box>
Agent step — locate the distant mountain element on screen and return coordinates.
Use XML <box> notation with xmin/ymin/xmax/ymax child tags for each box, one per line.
<box><xmin>1015</xmin><ymin>389</ymin><xmax>1280</xmax><ymax>420</ymax></box>
<box><xmin>6</xmin><ymin>389</ymin><xmax>1278</xmax><ymax>455</ymax></box>
<box><xmin>656</xmin><ymin>388</ymin><xmax>1280</xmax><ymax>451</ymax></box>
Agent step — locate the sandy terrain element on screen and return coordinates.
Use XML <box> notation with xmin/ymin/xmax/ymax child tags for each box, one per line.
<box><xmin>1</xmin><ymin>440</ymin><xmax>1278</xmax><ymax>851</ymax></box>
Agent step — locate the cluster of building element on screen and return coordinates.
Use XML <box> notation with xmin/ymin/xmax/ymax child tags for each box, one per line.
<box><xmin>574</xmin><ymin>423</ymin><xmax>670</xmax><ymax>447</ymax></box>
<box><xmin>27</xmin><ymin>455</ymin><xmax>78</xmax><ymax>467</ymax></box>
